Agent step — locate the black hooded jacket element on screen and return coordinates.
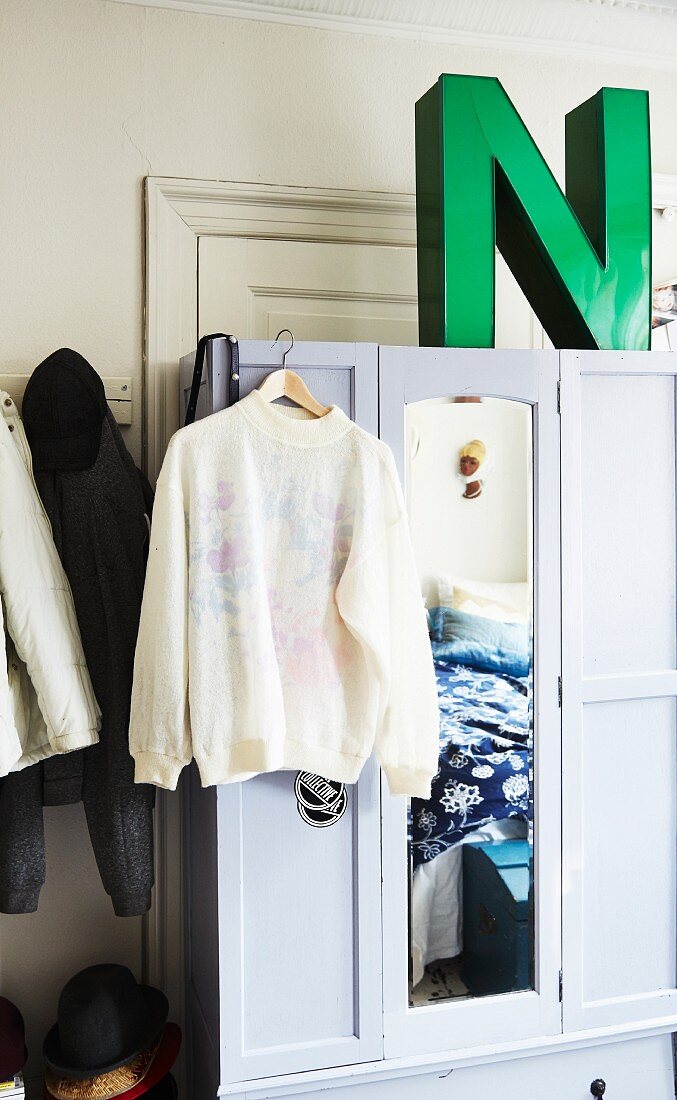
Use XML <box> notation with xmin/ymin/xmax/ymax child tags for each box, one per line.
<box><xmin>0</xmin><ymin>350</ymin><xmax>154</xmax><ymax>916</ymax></box>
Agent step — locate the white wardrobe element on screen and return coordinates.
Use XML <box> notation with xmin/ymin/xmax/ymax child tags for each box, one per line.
<box><xmin>184</xmin><ymin>341</ymin><xmax>677</xmax><ymax>1100</ymax></box>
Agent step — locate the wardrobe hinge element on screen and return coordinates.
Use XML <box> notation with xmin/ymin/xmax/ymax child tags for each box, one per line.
<box><xmin>557</xmin><ymin>380</ymin><xmax>561</xmax><ymax>414</ymax></box>
<box><xmin>557</xmin><ymin>676</ymin><xmax>562</xmax><ymax>707</ymax></box>
<box><xmin>559</xmin><ymin>970</ymin><xmax>563</xmax><ymax>1002</ymax></box>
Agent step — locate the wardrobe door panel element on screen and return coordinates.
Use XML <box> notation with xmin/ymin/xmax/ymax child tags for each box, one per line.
<box><xmin>217</xmin><ymin>759</ymin><xmax>382</xmax><ymax>1081</ymax></box>
<box><xmin>580</xmin><ymin>372</ymin><xmax>676</xmax><ymax>677</ymax></box>
<box><xmin>380</xmin><ymin>346</ymin><xmax>562</xmax><ymax>1059</ymax></box>
<box><xmin>209</xmin><ymin>342</ymin><xmax>383</xmax><ymax>1083</ymax></box>
<box><xmin>241</xmin><ymin>772</ymin><xmax>356</xmax><ymax>1050</ymax></box>
<box><xmin>582</xmin><ymin>697</ymin><xmax>677</xmax><ymax>1002</ymax></box>
<box><xmin>180</xmin><ymin>339</ymin><xmax>379</xmax><ymax>429</ymax></box>
<box><xmin>561</xmin><ymin>350</ymin><xmax>677</xmax><ymax>1033</ymax></box>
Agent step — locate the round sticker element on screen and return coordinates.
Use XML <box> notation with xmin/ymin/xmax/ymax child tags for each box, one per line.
<box><xmin>295</xmin><ymin>772</ymin><xmax>347</xmax><ymax>828</ymax></box>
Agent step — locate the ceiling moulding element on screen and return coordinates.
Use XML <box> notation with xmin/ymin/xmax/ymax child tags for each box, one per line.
<box><xmin>108</xmin><ymin>0</ymin><xmax>677</xmax><ymax>68</ymax></box>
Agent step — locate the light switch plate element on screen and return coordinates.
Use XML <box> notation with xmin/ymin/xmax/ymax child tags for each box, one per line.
<box><xmin>0</xmin><ymin>374</ymin><xmax>134</xmax><ymax>426</ymax></box>
<box><xmin>104</xmin><ymin>377</ymin><xmax>133</xmax><ymax>425</ymax></box>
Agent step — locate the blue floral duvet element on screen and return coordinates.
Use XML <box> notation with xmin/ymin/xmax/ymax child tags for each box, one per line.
<box><xmin>411</xmin><ymin>656</ymin><xmax>532</xmax><ymax>870</ymax></box>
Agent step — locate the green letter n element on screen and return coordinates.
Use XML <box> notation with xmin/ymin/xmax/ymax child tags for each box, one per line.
<box><xmin>415</xmin><ymin>75</ymin><xmax>651</xmax><ymax>350</ymax></box>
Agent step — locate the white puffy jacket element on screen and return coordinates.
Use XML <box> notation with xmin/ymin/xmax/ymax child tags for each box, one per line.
<box><xmin>0</xmin><ymin>392</ymin><xmax>101</xmax><ymax>776</ymax></box>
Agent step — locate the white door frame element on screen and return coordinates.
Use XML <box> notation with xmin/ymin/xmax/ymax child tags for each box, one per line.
<box><xmin>144</xmin><ymin>177</ymin><xmax>417</xmax><ymax>481</ymax></box>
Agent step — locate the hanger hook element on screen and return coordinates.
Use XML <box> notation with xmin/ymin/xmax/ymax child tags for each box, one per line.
<box><xmin>271</xmin><ymin>328</ymin><xmax>294</xmax><ymax>368</ymax></box>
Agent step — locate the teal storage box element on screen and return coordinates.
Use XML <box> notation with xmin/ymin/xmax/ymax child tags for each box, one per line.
<box><xmin>461</xmin><ymin>839</ymin><xmax>532</xmax><ymax>996</ymax></box>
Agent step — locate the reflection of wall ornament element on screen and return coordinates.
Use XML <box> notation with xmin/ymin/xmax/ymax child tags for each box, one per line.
<box><xmin>458</xmin><ymin>439</ymin><xmax>488</xmax><ymax>500</ymax></box>
<box><xmin>653</xmin><ymin>280</ymin><xmax>677</xmax><ymax>329</ymax></box>
<box><xmin>651</xmin><ymin>280</ymin><xmax>677</xmax><ymax>350</ymax></box>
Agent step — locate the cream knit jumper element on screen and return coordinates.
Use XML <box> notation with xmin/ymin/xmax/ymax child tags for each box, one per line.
<box><xmin>129</xmin><ymin>391</ymin><xmax>439</xmax><ymax>797</ymax></box>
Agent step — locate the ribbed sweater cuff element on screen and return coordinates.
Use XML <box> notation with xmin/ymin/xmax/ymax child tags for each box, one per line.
<box><xmin>0</xmin><ymin>886</ymin><xmax>41</xmax><ymax>914</ymax></box>
<box><xmin>50</xmin><ymin>728</ymin><xmax>100</xmax><ymax>754</ymax></box>
<box><xmin>111</xmin><ymin>890</ymin><xmax>152</xmax><ymax>917</ymax></box>
<box><xmin>134</xmin><ymin>751</ymin><xmax>185</xmax><ymax>790</ymax></box>
<box><xmin>384</xmin><ymin>766</ymin><xmax>434</xmax><ymax>799</ymax></box>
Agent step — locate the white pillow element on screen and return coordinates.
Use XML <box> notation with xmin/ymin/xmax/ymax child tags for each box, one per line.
<box><xmin>453</xmin><ymin>590</ymin><xmax>528</xmax><ymax>625</ymax></box>
<box><xmin>437</xmin><ymin>575</ymin><xmax>530</xmax><ymax>623</ymax></box>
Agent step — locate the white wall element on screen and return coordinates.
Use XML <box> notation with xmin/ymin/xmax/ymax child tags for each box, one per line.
<box><xmin>407</xmin><ymin>399</ymin><xmax>531</xmax><ymax>605</ymax></box>
<box><xmin>1</xmin><ymin>0</ymin><xmax>677</xmax><ymax>1090</ymax></box>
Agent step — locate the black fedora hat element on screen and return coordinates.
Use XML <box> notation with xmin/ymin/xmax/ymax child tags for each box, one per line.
<box><xmin>44</xmin><ymin>1024</ymin><xmax>181</xmax><ymax>1100</ymax></box>
<box><xmin>23</xmin><ymin>348</ymin><xmax>107</xmax><ymax>472</ymax></box>
<box><xmin>43</xmin><ymin>965</ymin><xmax>168</xmax><ymax>1080</ymax></box>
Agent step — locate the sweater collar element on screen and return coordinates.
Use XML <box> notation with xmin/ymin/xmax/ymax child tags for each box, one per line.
<box><xmin>238</xmin><ymin>389</ymin><xmax>352</xmax><ymax>446</ymax></box>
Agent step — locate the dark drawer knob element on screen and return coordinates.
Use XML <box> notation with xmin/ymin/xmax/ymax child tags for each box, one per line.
<box><xmin>590</xmin><ymin>1081</ymin><xmax>606</xmax><ymax>1098</ymax></box>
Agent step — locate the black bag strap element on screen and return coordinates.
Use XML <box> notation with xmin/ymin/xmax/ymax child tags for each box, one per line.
<box><xmin>228</xmin><ymin>337</ymin><xmax>240</xmax><ymax>408</ymax></box>
<box><xmin>184</xmin><ymin>333</ymin><xmax>239</xmax><ymax>426</ymax></box>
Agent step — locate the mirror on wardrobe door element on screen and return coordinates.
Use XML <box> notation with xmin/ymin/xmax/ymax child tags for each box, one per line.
<box><xmin>406</xmin><ymin>396</ymin><xmax>534</xmax><ymax>1007</ymax></box>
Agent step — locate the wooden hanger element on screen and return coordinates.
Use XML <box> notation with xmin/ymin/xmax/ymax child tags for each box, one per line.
<box><xmin>258</xmin><ymin>330</ymin><xmax>330</xmax><ymax>418</ymax></box>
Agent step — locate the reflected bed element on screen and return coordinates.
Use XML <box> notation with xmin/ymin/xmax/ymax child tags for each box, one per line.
<box><xmin>410</xmin><ymin>626</ymin><xmax>533</xmax><ymax>989</ymax></box>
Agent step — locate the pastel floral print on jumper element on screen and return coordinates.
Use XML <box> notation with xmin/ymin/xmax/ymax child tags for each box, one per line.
<box><xmin>188</xmin><ymin>477</ymin><xmax>356</xmax><ymax>688</ymax></box>
<box><xmin>189</xmin><ymin>480</ymin><xmax>254</xmax><ymax>622</ymax></box>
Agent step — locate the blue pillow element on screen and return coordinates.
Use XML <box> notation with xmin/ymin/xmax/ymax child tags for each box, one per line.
<box><xmin>428</xmin><ymin>606</ymin><xmax>530</xmax><ymax>677</ymax></box>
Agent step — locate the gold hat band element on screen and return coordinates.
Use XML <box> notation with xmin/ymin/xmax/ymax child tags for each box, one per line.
<box><xmin>44</xmin><ymin>1036</ymin><xmax>161</xmax><ymax>1100</ymax></box>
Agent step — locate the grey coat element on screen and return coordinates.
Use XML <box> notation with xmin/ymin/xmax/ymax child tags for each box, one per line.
<box><xmin>0</xmin><ymin>412</ymin><xmax>154</xmax><ymax>916</ymax></box>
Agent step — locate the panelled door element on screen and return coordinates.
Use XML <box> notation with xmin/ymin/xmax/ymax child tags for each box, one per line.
<box><xmin>561</xmin><ymin>350</ymin><xmax>677</xmax><ymax>1032</ymax></box>
<box><xmin>380</xmin><ymin>346</ymin><xmax>562</xmax><ymax>1057</ymax></box>
<box><xmin>197</xmin><ymin>237</ymin><xmax>539</xmax><ymax>351</ymax></box>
